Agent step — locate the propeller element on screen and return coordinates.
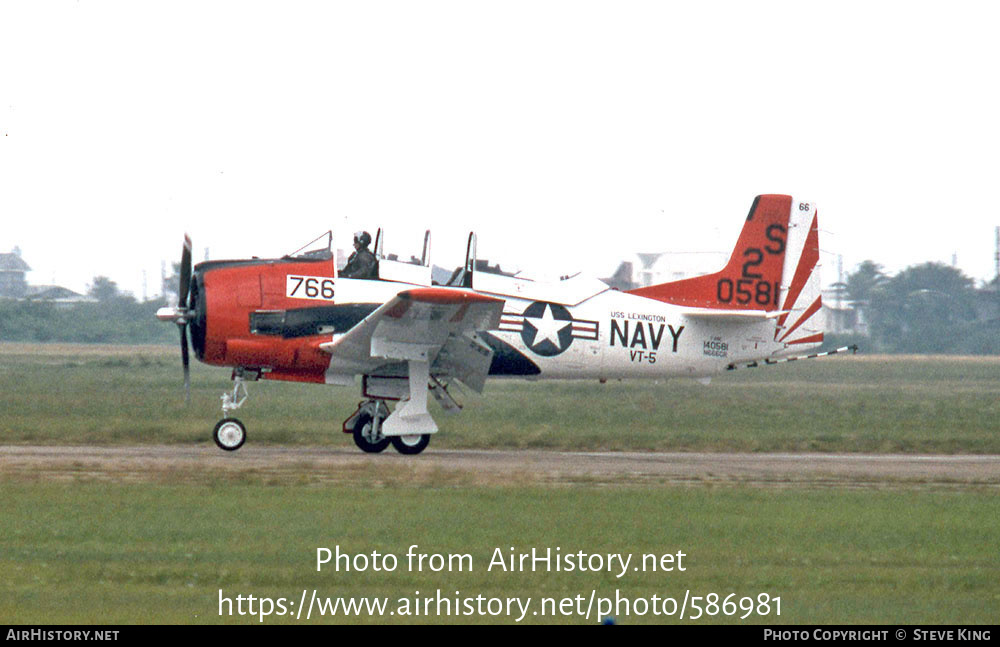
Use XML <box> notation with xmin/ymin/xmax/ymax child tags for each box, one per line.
<box><xmin>157</xmin><ymin>234</ymin><xmax>193</xmax><ymax>404</ymax></box>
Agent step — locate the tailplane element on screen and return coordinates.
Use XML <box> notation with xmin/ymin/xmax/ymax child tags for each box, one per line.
<box><xmin>627</xmin><ymin>195</ymin><xmax>824</xmax><ymax>349</ymax></box>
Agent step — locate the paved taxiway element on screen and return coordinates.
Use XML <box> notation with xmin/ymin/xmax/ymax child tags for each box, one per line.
<box><xmin>1</xmin><ymin>445</ymin><xmax>997</xmax><ymax>488</ymax></box>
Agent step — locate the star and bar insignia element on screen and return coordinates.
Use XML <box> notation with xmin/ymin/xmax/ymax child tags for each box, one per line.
<box><xmin>498</xmin><ymin>301</ymin><xmax>599</xmax><ymax>357</ymax></box>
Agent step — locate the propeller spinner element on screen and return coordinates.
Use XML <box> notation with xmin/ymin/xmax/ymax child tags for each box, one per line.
<box><xmin>156</xmin><ymin>234</ymin><xmax>193</xmax><ymax>404</ymax></box>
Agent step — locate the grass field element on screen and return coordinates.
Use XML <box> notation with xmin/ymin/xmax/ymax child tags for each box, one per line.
<box><xmin>1</xmin><ymin>482</ymin><xmax>997</xmax><ymax>624</ymax></box>
<box><xmin>1</xmin><ymin>344</ymin><xmax>998</xmax><ymax>624</ymax></box>
<box><xmin>1</xmin><ymin>343</ymin><xmax>998</xmax><ymax>453</ymax></box>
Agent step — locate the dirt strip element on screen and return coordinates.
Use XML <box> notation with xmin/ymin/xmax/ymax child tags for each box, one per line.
<box><xmin>1</xmin><ymin>445</ymin><xmax>998</xmax><ymax>488</ymax></box>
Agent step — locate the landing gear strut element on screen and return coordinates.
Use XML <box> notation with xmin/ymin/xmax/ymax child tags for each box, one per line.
<box><xmin>213</xmin><ymin>371</ymin><xmax>252</xmax><ymax>452</ymax></box>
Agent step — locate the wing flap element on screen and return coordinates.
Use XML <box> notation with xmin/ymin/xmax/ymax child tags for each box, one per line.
<box><xmin>433</xmin><ymin>332</ymin><xmax>495</xmax><ymax>392</ymax></box>
<box><xmin>319</xmin><ymin>288</ymin><xmax>504</xmax><ymax>376</ymax></box>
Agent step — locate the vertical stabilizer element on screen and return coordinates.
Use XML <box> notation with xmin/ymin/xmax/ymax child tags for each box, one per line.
<box><xmin>628</xmin><ymin>195</ymin><xmax>794</xmax><ymax>311</ymax></box>
<box><xmin>627</xmin><ymin>195</ymin><xmax>824</xmax><ymax>350</ymax></box>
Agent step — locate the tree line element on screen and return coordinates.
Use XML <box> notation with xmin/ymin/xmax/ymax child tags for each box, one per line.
<box><xmin>826</xmin><ymin>261</ymin><xmax>999</xmax><ymax>355</ymax></box>
<box><xmin>0</xmin><ymin>276</ymin><xmax>175</xmax><ymax>344</ymax></box>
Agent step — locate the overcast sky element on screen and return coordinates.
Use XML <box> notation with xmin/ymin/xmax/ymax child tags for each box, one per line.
<box><xmin>2</xmin><ymin>1</ymin><xmax>999</xmax><ymax>298</ymax></box>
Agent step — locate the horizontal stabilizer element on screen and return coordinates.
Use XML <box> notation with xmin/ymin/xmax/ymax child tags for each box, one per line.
<box><xmin>726</xmin><ymin>345</ymin><xmax>859</xmax><ymax>371</ymax></box>
<box><xmin>681</xmin><ymin>308</ymin><xmax>787</xmax><ymax>323</ymax></box>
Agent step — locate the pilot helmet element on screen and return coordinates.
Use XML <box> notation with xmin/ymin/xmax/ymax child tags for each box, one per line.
<box><xmin>354</xmin><ymin>231</ymin><xmax>372</xmax><ymax>248</ymax></box>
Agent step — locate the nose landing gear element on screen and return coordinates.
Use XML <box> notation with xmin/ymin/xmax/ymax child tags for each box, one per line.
<box><xmin>212</xmin><ymin>370</ymin><xmax>253</xmax><ymax>452</ymax></box>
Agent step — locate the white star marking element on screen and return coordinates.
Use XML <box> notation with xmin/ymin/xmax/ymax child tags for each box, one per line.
<box><xmin>525</xmin><ymin>304</ymin><xmax>571</xmax><ymax>350</ymax></box>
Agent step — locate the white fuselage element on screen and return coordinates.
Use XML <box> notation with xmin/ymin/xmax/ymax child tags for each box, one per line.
<box><xmin>482</xmin><ymin>287</ymin><xmax>781</xmax><ymax>381</ymax></box>
<box><xmin>330</xmin><ymin>271</ymin><xmax>790</xmax><ymax>383</ymax></box>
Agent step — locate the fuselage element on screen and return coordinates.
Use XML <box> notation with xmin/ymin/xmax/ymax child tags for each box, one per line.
<box><xmin>482</xmin><ymin>288</ymin><xmax>779</xmax><ymax>380</ymax></box>
<box><xmin>189</xmin><ymin>255</ymin><xmax>789</xmax><ymax>385</ymax></box>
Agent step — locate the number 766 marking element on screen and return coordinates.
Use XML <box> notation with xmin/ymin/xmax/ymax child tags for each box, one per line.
<box><xmin>286</xmin><ymin>275</ymin><xmax>335</xmax><ymax>301</ymax></box>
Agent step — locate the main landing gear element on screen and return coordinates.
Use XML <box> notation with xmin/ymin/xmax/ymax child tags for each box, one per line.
<box><xmin>343</xmin><ymin>400</ymin><xmax>432</xmax><ymax>455</ymax></box>
<box><xmin>348</xmin><ymin>400</ymin><xmax>391</xmax><ymax>453</ymax></box>
<box><xmin>341</xmin><ymin>360</ymin><xmax>442</xmax><ymax>456</ymax></box>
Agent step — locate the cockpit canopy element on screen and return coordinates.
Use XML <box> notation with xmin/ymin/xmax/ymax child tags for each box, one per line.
<box><xmin>370</xmin><ymin>229</ymin><xmax>433</xmax><ymax>285</ymax></box>
<box><xmin>284</xmin><ymin>231</ymin><xmax>334</xmax><ymax>262</ymax></box>
<box><xmin>282</xmin><ymin>229</ymin><xmax>434</xmax><ymax>285</ymax></box>
<box><xmin>282</xmin><ymin>229</ymin><xmax>608</xmax><ymax>303</ymax></box>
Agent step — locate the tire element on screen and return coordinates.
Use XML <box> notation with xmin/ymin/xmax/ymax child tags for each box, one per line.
<box><xmin>213</xmin><ymin>418</ymin><xmax>246</xmax><ymax>451</ymax></box>
<box><xmin>390</xmin><ymin>433</ymin><xmax>430</xmax><ymax>455</ymax></box>
<box><xmin>353</xmin><ymin>412</ymin><xmax>390</xmax><ymax>453</ymax></box>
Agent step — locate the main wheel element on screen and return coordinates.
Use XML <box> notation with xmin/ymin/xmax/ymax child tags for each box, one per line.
<box><xmin>213</xmin><ymin>418</ymin><xmax>246</xmax><ymax>451</ymax></box>
<box><xmin>390</xmin><ymin>433</ymin><xmax>430</xmax><ymax>455</ymax></box>
<box><xmin>353</xmin><ymin>411</ymin><xmax>390</xmax><ymax>453</ymax></box>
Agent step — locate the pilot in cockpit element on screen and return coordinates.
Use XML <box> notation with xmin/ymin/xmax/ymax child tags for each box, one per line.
<box><xmin>340</xmin><ymin>231</ymin><xmax>379</xmax><ymax>280</ymax></box>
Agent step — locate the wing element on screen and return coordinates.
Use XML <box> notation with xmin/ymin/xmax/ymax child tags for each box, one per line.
<box><xmin>319</xmin><ymin>287</ymin><xmax>504</xmax><ymax>391</ymax></box>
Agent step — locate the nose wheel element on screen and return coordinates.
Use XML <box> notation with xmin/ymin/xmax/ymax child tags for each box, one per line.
<box><xmin>213</xmin><ymin>418</ymin><xmax>247</xmax><ymax>451</ymax></box>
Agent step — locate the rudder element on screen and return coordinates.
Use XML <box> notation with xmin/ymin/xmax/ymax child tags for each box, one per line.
<box><xmin>774</xmin><ymin>199</ymin><xmax>823</xmax><ymax>349</ymax></box>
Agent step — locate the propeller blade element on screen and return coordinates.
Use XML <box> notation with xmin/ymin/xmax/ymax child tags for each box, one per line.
<box><xmin>179</xmin><ymin>234</ymin><xmax>192</xmax><ymax>308</ymax></box>
<box><xmin>181</xmin><ymin>324</ymin><xmax>190</xmax><ymax>406</ymax></box>
<box><xmin>161</xmin><ymin>235</ymin><xmax>195</xmax><ymax>405</ymax></box>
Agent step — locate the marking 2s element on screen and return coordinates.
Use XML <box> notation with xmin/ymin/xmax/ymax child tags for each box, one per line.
<box><xmin>286</xmin><ymin>275</ymin><xmax>335</xmax><ymax>301</ymax></box>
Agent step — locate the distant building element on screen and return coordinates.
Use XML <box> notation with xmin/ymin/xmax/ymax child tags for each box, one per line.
<box><xmin>821</xmin><ymin>288</ymin><xmax>869</xmax><ymax>336</ymax></box>
<box><xmin>0</xmin><ymin>248</ymin><xmax>31</xmax><ymax>298</ymax></box>
<box><xmin>0</xmin><ymin>247</ymin><xmax>95</xmax><ymax>304</ymax></box>
<box><xmin>25</xmin><ymin>285</ymin><xmax>96</xmax><ymax>305</ymax></box>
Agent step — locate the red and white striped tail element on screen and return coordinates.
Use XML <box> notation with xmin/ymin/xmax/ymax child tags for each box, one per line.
<box><xmin>773</xmin><ymin>199</ymin><xmax>823</xmax><ymax>351</ymax></box>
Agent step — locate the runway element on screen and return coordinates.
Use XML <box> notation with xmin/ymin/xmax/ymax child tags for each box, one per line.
<box><xmin>2</xmin><ymin>445</ymin><xmax>998</xmax><ymax>488</ymax></box>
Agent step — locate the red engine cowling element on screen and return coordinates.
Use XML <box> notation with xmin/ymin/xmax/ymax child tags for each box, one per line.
<box><xmin>193</xmin><ymin>257</ymin><xmax>339</xmax><ymax>384</ymax></box>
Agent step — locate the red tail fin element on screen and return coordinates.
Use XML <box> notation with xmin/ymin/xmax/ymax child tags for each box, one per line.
<box><xmin>627</xmin><ymin>195</ymin><xmax>793</xmax><ymax>310</ymax></box>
